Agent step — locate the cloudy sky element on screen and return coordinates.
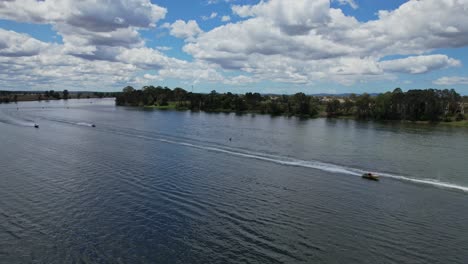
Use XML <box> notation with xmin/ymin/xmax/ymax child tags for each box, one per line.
<box><xmin>0</xmin><ymin>0</ymin><xmax>468</xmax><ymax>94</ymax></box>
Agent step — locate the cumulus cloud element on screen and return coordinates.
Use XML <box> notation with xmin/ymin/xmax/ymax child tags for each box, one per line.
<box><xmin>0</xmin><ymin>0</ymin><xmax>167</xmax><ymax>60</ymax></box>
<box><xmin>434</xmin><ymin>76</ymin><xmax>468</xmax><ymax>86</ymax></box>
<box><xmin>334</xmin><ymin>0</ymin><xmax>358</xmax><ymax>10</ymax></box>
<box><xmin>156</xmin><ymin>46</ymin><xmax>172</xmax><ymax>51</ymax></box>
<box><xmin>184</xmin><ymin>0</ymin><xmax>468</xmax><ymax>85</ymax></box>
<box><xmin>233</xmin><ymin>0</ymin><xmax>331</xmax><ymax>35</ymax></box>
<box><xmin>1</xmin><ymin>0</ymin><xmax>468</xmax><ymax>90</ymax></box>
<box><xmin>0</xmin><ymin>28</ymin><xmax>225</xmax><ymax>90</ymax></box>
<box><xmin>0</xmin><ymin>29</ymin><xmax>49</xmax><ymax>57</ymax></box>
<box><xmin>380</xmin><ymin>55</ymin><xmax>461</xmax><ymax>74</ymax></box>
<box><xmin>206</xmin><ymin>0</ymin><xmax>238</xmax><ymax>5</ymax></box>
<box><xmin>0</xmin><ymin>0</ymin><xmax>166</xmax><ymax>30</ymax></box>
<box><xmin>202</xmin><ymin>12</ymin><xmax>217</xmax><ymax>21</ymax></box>
<box><xmin>168</xmin><ymin>20</ymin><xmax>203</xmax><ymax>40</ymax></box>
<box><xmin>0</xmin><ymin>44</ymin><xmax>138</xmax><ymax>90</ymax></box>
<box><xmin>0</xmin><ymin>1</ymin><xmax>231</xmax><ymax>90</ymax></box>
<box><xmin>357</xmin><ymin>0</ymin><xmax>468</xmax><ymax>56</ymax></box>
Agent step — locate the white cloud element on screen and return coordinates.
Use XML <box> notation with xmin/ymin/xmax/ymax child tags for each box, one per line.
<box><xmin>155</xmin><ymin>46</ymin><xmax>172</xmax><ymax>51</ymax></box>
<box><xmin>223</xmin><ymin>75</ymin><xmax>256</xmax><ymax>85</ymax></box>
<box><xmin>1</xmin><ymin>0</ymin><xmax>468</xmax><ymax>90</ymax></box>
<box><xmin>233</xmin><ymin>0</ymin><xmax>331</xmax><ymax>35</ymax></box>
<box><xmin>202</xmin><ymin>12</ymin><xmax>218</xmax><ymax>21</ymax></box>
<box><xmin>379</xmin><ymin>55</ymin><xmax>461</xmax><ymax>74</ymax></box>
<box><xmin>168</xmin><ymin>20</ymin><xmax>203</xmax><ymax>40</ymax></box>
<box><xmin>0</xmin><ymin>0</ymin><xmax>166</xmax><ymax>30</ymax></box>
<box><xmin>334</xmin><ymin>0</ymin><xmax>358</xmax><ymax>10</ymax></box>
<box><xmin>360</xmin><ymin>0</ymin><xmax>468</xmax><ymax>55</ymax></box>
<box><xmin>207</xmin><ymin>0</ymin><xmax>237</xmax><ymax>5</ymax></box>
<box><xmin>116</xmin><ymin>47</ymin><xmax>180</xmax><ymax>70</ymax></box>
<box><xmin>0</xmin><ymin>29</ymin><xmax>49</xmax><ymax>57</ymax></box>
<box><xmin>142</xmin><ymin>73</ymin><xmax>162</xmax><ymax>81</ymax></box>
<box><xmin>434</xmin><ymin>76</ymin><xmax>468</xmax><ymax>86</ymax></box>
<box><xmin>184</xmin><ymin>0</ymin><xmax>468</xmax><ymax>85</ymax></box>
<box><xmin>0</xmin><ymin>0</ymin><xmax>167</xmax><ymax>60</ymax></box>
<box><xmin>0</xmin><ymin>43</ymin><xmax>138</xmax><ymax>90</ymax></box>
<box><xmin>0</xmin><ymin>29</ymin><xmax>227</xmax><ymax>90</ymax></box>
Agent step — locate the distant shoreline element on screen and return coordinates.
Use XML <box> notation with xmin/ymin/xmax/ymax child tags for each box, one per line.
<box><xmin>0</xmin><ymin>91</ymin><xmax>117</xmax><ymax>104</ymax></box>
<box><xmin>2</xmin><ymin>89</ymin><xmax>468</xmax><ymax>128</ymax></box>
<box><xmin>116</xmin><ymin>86</ymin><xmax>468</xmax><ymax>128</ymax></box>
<box><xmin>141</xmin><ymin>103</ymin><xmax>468</xmax><ymax>128</ymax></box>
<box><xmin>0</xmin><ymin>89</ymin><xmax>121</xmax><ymax>104</ymax></box>
<box><xmin>0</xmin><ymin>96</ymin><xmax>115</xmax><ymax>104</ymax></box>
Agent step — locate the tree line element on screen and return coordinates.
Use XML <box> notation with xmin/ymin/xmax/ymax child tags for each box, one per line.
<box><xmin>0</xmin><ymin>90</ymin><xmax>117</xmax><ymax>103</ymax></box>
<box><xmin>116</xmin><ymin>86</ymin><xmax>466</xmax><ymax>122</ymax></box>
<box><xmin>116</xmin><ymin>85</ymin><xmax>321</xmax><ymax>117</ymax></box>
<box><xmin>325</xmin><ymin>88</ymin><xmax>465</xmax><ymax>122</ymax></box>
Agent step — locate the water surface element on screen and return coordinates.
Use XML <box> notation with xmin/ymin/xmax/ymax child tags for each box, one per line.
<box><xmin>1</xmin><ymin>99</ymin><xmax>467</xmax><ymax>263</ymax></box>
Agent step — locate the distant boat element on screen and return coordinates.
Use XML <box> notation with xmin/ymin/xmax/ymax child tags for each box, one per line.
<box><xmin>34</xmin><ymin>124</ymin><xmax>39</xmax><ymax>128</ymax></box>
<box><xmin>91</xmin><ymin>124</ymin><xmax>96</xmax><ymax>127</ymax></box>
<box><xmin>362</xmin><ymin>173</ymin><xmax>379</xmax><ymax>181</ymax></box>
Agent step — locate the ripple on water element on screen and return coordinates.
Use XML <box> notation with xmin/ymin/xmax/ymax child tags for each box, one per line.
<box><xmin>1</xmin><ymin>101</ymin><xmax>468</xmax><ymax>263</ymax></box>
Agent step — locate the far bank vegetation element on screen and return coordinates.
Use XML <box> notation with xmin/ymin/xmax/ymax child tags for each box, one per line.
<box><xmin>0</xmin><ymin>90</ymin><xmax>117</xmax><ymax>103</ymax></box>
<box><xmin>116</xmin><ymin>86</ymin><xmax>467</xmax><ymax>123</ymax></box>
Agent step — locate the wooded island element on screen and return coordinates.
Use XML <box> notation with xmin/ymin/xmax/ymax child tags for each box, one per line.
<box><xmin>116</xmin><ymin>86</ymin><xmax>467</xmax><ymax>123</ymax></box>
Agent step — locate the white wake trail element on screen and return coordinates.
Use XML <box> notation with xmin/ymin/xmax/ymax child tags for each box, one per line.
<box><xmin>132</xmin><ymin>134</ymin><xmax>468</xmax><ymax>193</ymax></box>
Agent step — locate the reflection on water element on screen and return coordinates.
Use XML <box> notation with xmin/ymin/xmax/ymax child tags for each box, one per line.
<box><xmin>1</xmin><ymin>99</ymin><xmax>468</xmax><ymax>263</ymax></box>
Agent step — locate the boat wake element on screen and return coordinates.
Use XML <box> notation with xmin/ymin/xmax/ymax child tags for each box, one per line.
<box><xmin>20</xmin><ymin>114</ymin><xmax>95</xmax><ymax>128</ymax></box>
<box><xmin>376</xmin><ymin>172</ymin><xmax>468</xmax><ymax>193</ymax></box>
<box><xmin>10</xmin><ymin>111</ymin><xmax>468</xmax><ymax>193</ymax></box>
<box><xmin>0</xmin><ymin>110</ymin><xmax>36</xmax><ymax>127</ymax></box>
<box><xmin>127</xmin><ymin>133</ymin><xmax>468</xmax><ymax>193</ymax></box>
<box><xmin>76</xmin><ymin>122</ymin><xmax>95</xmax><ymax>127</ymax></box>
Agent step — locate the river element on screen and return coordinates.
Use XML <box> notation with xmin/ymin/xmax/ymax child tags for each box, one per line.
<box><xmin>1</xmin><ymin>98</ymin><xmax>467</xmax><ymax>263</ymax></box>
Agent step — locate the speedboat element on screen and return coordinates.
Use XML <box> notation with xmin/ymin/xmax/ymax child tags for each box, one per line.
<box><xmin>34</xmin><ymin>124</ymin><xmax>39</xmax><ymax>128</ymax></box>
<box><xmin>91</xmin><ymin>124</ymin><xmax>96</xmax><ymax>127</ymax></box>
<box><xmin>362</xmin><ymin>173</ymin><xmax>379</xmax><ymax>181</ymax></box>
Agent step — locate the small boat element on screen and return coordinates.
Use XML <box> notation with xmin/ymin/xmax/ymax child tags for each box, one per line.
<box><xmin>362</xmin><ymin>173</ymin><xmax>379</xmax><ymax>181</ymax></box>
<box><xmin>34</xmin><ymin>124</ymin><xmax>39</xmax><ymax>128</ymax></box>
<box><xmin>91</xmin><ymin>124</ymin><xmax>96</xmax><ymax>127</ymax></box>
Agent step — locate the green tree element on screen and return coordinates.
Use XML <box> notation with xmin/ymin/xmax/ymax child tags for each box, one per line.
<box><xmin>326</xmin><ymin>99</ymin><xmax>341</xmax><ymax>117</ymax></box>
<box><xmin>123</xmin><ymin>86</ymin><xmax>135</xmax><ymax>93</ymax></box>
<box><xmin>342</xmin><ymin>99</ymin><xmax>354</xmax><ymax>115</ymax></box>
<box><xmin>355</xmin><ymin>93</ymin><xmax>374</xmax><ymax>119</ymax></box>
<box><xmin>63</xmin><ymin>89</ymin><xmax>69</xmax><ymax>100</ymax></box>
<box><xmin>373</xmin><ymin>92</ymin><xmax>392</xmax><ymax>120</ymax></box>
<box><xmin>290</xmin><ymin>93</ymin><xmax>310</xmax><ymax>116</ymax></box>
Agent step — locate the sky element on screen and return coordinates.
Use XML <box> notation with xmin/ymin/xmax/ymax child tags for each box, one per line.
<box><xmin>0</xmin><ymin>0</ymin><xmax>468</xmax><ymax>94</ymax></box>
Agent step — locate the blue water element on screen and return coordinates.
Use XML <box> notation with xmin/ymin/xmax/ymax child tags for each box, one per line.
<box><xmin>1</xmin><ymin>99</ymin><xmax>468</xmax><ymax>263</ymax></box>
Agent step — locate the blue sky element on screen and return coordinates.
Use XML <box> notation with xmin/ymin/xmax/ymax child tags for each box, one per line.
<box><xmin>0</xmin><ymin>0</ymin><xmax>468</xmax><ymax>94</ymax></box>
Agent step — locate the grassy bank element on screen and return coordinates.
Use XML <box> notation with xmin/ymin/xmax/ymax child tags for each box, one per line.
<box><xmin>438</xmin><ymin>120</ymin><xmax>468</xmax><ymax>127</ymax></box>
<box><xmin>143</xmin><ymin>102</ymin><xmax>189</xmax><ymax>110</ymax></box>
<box><xmin>141</xmin><ymin>103</ymin><xmax>468</xmax><ymax>128</ymax></box>
<box><xmin>332</xmin><ymin>114</ymin><xmax>468</xmax><ymax>128</ymax></box>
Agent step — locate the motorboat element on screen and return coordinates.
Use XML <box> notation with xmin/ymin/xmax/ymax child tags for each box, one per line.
<box><xmin>362</xmin><ymin>173</ymin><xmax>379</xmax><ymax>181</ymax></box>
<box><xmin>91</xmin><ymin>124</ymin><xmax>96</xmax><ymax>127</ymax></box>
<box><xmin>34</xmin><ymin>124</ymin><xmax>39</xmax><ymax>128</ymax></box>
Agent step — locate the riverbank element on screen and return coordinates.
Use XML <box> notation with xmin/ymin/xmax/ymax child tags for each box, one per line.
<box><xmin>143</xmin><ymin>102</ymin><xmax>188</xmax><ymax>111</ymax></box>
<box><xmin>138</xmin><ymin>103</ymin><xmax>468</xmax><ymax>128</ymax></box>
<box><xmin>0</xmin><ymin>90</ymin><xmax>118</xmax><ymax>103</ymax></box>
